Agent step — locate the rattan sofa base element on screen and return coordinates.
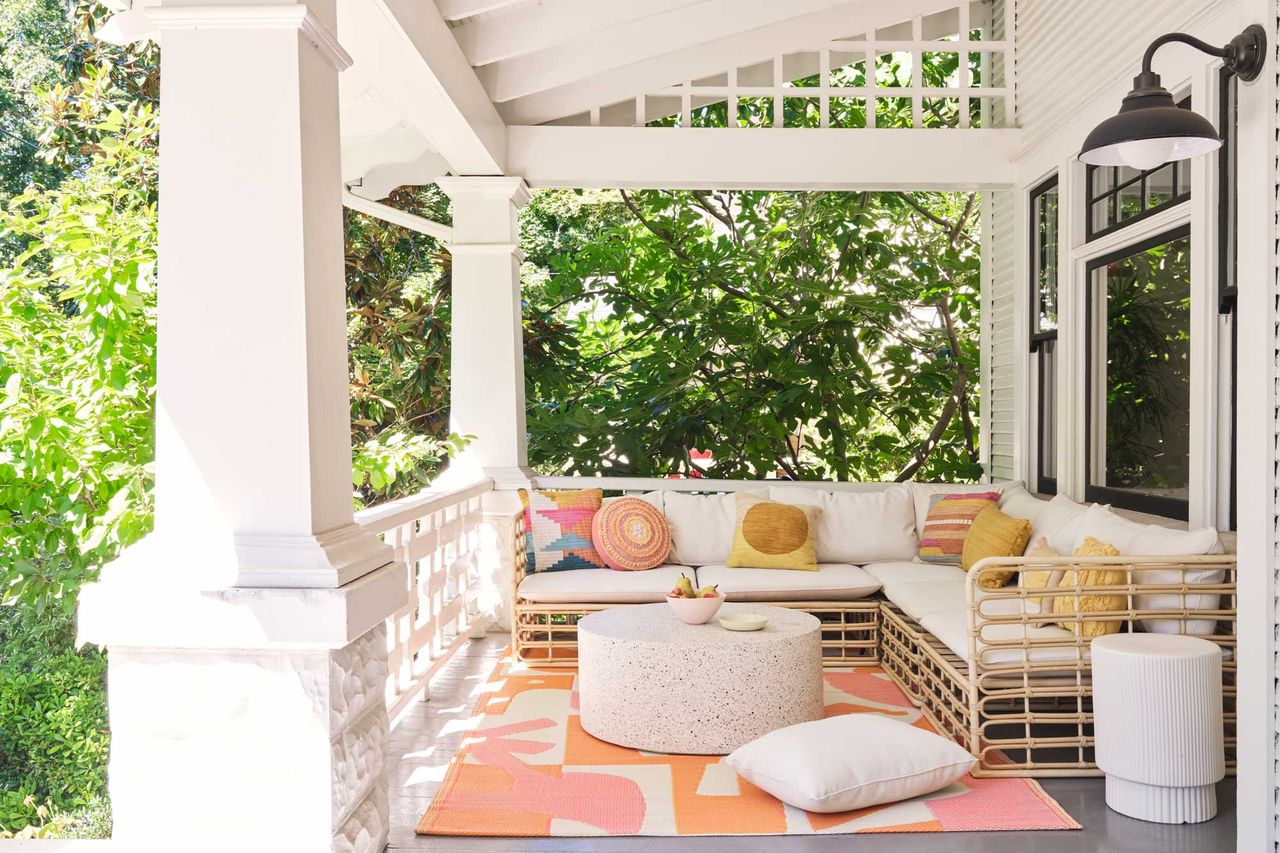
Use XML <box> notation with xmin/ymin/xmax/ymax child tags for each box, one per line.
<box><xmin>513</xmin><ymin>598</ymin><xmax>881</xmax><ymax>667</ymax></box>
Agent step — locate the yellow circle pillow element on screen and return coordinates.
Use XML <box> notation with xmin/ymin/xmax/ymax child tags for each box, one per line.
<box><xmin>727</xmin><ymin>493</ymin><xmax>820</xmax><ymax>571</ymax></box>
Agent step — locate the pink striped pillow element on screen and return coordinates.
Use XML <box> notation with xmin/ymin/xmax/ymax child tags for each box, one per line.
<box><xmin>917</xmin><ymin>491</ymin><xmax>1002</xmax><ymax>565</ymax></box>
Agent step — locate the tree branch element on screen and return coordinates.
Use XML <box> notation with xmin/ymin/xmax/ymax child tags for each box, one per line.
<box><xmin>619</xmin><ymin>189</ymin><xmax>790</xmax><ymax>317</ymax></box>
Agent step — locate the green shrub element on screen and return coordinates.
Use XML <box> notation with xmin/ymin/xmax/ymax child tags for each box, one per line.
<box><xmin>0</xmin><ymin>606</ymin><xmax>109</xmax><ymax>835</ymax></box>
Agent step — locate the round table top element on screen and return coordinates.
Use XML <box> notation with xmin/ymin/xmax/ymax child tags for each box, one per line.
<box><xmin>578</xmin><ymin>602</ymin><xmax>818</xmax><ymax>646</ymax></box>
<box><xmin>1091</xmin><ymin>632</ymin><xmax>1223</xmax><ymax>659</ymax></box>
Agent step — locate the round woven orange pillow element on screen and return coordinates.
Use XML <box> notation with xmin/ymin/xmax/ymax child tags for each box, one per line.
<box><xmin>590</xmin><ymin>497</ymin><xmax>671</xmax><ymax>571</ymax></box>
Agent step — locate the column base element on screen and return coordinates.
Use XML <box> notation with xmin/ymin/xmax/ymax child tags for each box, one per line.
<box><xmin>107</xmin><ymin>626</ymin><xmax>390</xmax><ymax>852</ymax></box>
<box><xmin>79</xmin><ymin>542</ymin><xmax>406</xmax><ymax>850</ymax></box>
<box><xmin>1105</xmin><ymin>775</ymin><xmax>1218</xmax><ymax>824</ymax></box>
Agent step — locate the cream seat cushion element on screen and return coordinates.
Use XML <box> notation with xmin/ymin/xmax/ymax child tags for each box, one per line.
<box><xmin>768</xmin><ymin>484</ymin><xmax>917</xmax><ymax>563</ymax></box>
<box><xmin>517</xmin><ymin>565</ymin><xmax>692</xmax><ymax>604</ymax></box>
<box><xmin>863</xmin><ymin>560</ymin><xmax>965</xmax><ymax>586</ymax></box>
<box><xmin>920</xmin><ymin>608</ymin><xmax>1086</xmax><ymax>667</ymax></box>
<box><xmin>694</xmin><ymin>564</ymin><xmax>881</xmax><ymax>602</ymax></box>
<box><xmin>880</xmin><ymin>579</ymin><xmax>966</xmax><ymax>623</ymax></box>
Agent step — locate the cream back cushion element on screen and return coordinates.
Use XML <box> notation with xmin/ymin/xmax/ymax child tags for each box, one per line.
<box><xmin>1028</xmin><ymin>493</ymin><xmax>1091</xmax><ymax>555</ymax></box>
<box><xmin>1072</xmin><ymin>503</ymin><xmax>1223</xmax><ymax>635</ymax></box>
<box><xmin>769</xmin><ymin>484</ymin><xmax>917</xmax><ymax>563</ymax></box>
<box><xmin>662</xmin><ymin>490</ymin><xmax>766</xmax><ymax>566</ymax></box>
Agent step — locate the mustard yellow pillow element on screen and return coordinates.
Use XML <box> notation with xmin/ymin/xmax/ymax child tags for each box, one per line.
<box><xmin>727</xmin><ymin>493</ymin><xmax>820</xmax><ymax>571</ymax></box>
<box><xmin>1053</xmin><ymin>536</ymin><xmax>1127</xmax><ymax>637</ymax></box>
<box><xmin>961</xmin><ymin>505</ymin><xmax>1032</xmax><ymax>588</ymax></box>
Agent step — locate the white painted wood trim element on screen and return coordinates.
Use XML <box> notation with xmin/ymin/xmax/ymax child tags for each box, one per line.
<box><xmin>341</xmin><ymin>189</ymin><xmax>453</xmax><ymax>241</ymax></box>
<box><xmin>147</xmin><ymin>4</ymin><xmax>353</xmax><ymax>69</ymax></box>
<box><xmin>1230</xmin><ymin>2</ymin><xmax>1277</xmax><ymax>847</ymax></box>
<box><xmin>508</xmin><ymin>126</ymin><xmax>1021</xmax><ymax>190</ymax></box>
<box><xmin>366</xmin><ymin>0</ymin><xmax>507</xmax><ymax>174</ymax></box>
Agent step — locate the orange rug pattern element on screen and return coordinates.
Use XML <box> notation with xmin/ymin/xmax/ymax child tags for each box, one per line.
<box><xmin>417</xmin><ymin>653</ymin><xmax>1081</xmax><ymax>836</ymax></box>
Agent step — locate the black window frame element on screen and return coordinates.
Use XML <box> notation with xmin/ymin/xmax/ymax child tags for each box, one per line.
<box><xmin>1028</xmin><ymin>173</ymin><xmax>1059</xmax><ymax>495</ymax></box>
<box><xmin>1084</xmin><ymin>97</ymin><xmax>1193</xmax><ymax>242</ymax></box>
<box><xmin>1084</xmin><ymin>224</ymin><xmax>1193</xmax><ymax>521</ymax></box>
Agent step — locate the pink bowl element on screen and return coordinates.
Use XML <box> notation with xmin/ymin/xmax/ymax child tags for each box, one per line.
<box><xmin>665</xmin><ymin>594</ymin><xmax>724</xmax><ymax>625</ymax></box>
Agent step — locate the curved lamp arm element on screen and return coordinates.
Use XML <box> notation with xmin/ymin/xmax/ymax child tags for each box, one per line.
<box><xmin>1137</xmin><ymin>25</ymin><xmax>1266</xmax><ymax>86</ymax></box>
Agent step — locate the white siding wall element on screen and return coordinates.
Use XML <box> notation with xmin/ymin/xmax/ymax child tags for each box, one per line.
<box><xmin>1005</xmin><ymin>1</ymin><xmax>1277</xmax><ymax>848</ymax></box>
<box><xmin>1017</xmin><ymin>0</ymin><xmax>1224</xmax><ymax>147</ymax></box>
<box><xmin>984</xmin><ymin>190</ymin><xmax>1018</xmax><ymax>481</ymax></box>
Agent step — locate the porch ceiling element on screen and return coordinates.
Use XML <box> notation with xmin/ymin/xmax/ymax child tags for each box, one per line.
<box><xmin>105</xmin><ymin>0</ymin><xmax>1022</xmax><ymax>196</ymax></box>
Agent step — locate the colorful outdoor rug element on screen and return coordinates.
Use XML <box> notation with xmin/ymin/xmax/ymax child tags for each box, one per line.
<box><xmin>417</xmin><ymin>653</ymin><xmax>1081</xmax><ymax>836</ymax></box>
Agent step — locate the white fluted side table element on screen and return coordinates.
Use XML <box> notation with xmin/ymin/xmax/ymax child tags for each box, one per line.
<box><xmin>1091</xmin><ymin>633</ymin><xmax>1224</xmax><ymax>823</ymax></box>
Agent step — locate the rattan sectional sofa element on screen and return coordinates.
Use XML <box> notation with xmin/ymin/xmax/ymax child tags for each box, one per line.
<box><xmin>509</xmin><ymin>481</ymin><xmax>1237</xmax><ymax>777</ymax></box>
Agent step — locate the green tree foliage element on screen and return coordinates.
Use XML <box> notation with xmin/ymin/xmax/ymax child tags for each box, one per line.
<box><xmin>522</xmin><ymin>190</ymin><xmax>982</xmax><ymax>482</ymax></box>
<box><xmin>0</xmin><ymin>98</ymin><xmax>157</xmax><ymax>613</ymax></box>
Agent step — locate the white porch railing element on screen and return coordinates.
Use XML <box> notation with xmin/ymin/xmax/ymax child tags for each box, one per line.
<box><xmin>355</xmin><ymin>478</ymin><xmax>495</xmax><ymax>720</ymax></box>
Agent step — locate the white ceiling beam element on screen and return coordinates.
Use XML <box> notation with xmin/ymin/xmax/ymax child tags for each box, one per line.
<box><xmin>435</xmin><ymin>0</ymin><xmax>526</xmax><ymax>23</ymax></box>
<box><xmin>455</xmin><ymin>0</ymin><xmax>710</xmax><ymax>67</ymax></box>
<box><xmin>480</xmin><ymin>0</ymin><xmax>858</xmax><ymax>105</ymax></box>
<box><xmin>507</xmin><ymin>126</ymin><xmax>1020</xmax><ymax>190</ymax></box>
<box><xmin>496</xmin><ymin>0</ymin><xmax>964</xmax><ymax>126</ymax></box>
<box><xmin>363</xmin><ymin>0</ymin><xmax>506</xmax><ymax>174</ymax></box>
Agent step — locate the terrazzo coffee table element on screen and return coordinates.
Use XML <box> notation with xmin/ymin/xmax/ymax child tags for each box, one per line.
<box><xmin>577</xmin><ymin>602</ymin><xmax>823</xmax><ymax>755</ymax></box>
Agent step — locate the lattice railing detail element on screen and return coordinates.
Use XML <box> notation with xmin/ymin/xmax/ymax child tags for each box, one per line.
<box><xmin>570</xmin><ymin>1</ymin><xmax>1013</xmax><ymax>130</ymax></box>
<box><xmin>356</xmin><ymin>479</ymin><xmax>495</xmax><ymax>719</ymax></box>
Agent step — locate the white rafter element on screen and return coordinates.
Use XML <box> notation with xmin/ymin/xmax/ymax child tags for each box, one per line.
<box><xmin>454</xmin><ymin>0</ymin><xmax>710</xmax><ymax>67</ymax></box>
<box><xmin>479</xmin><ymin>0</ymin><xmax>855</xmax><ymax>105</ymax></box>
<box><xmin>492</xmin><ymin>0</ymin><xmax>964</xmax><ymax>126</ymax></box>
<box><xmin>363</xmin><ymin>0</ymin><xmax>507</xmax><ymax>174</ymax></box>
<box><xmin>435</xmin><ymin>0</ymin><xmax>526</xmax><ymax>23</ymax></box>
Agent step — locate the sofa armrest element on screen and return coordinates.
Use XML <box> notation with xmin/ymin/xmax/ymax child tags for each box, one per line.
<box><xmin>964</xmin><ymin>554</ymin><xmax>1237</xmax><ymax>672</ymax></box>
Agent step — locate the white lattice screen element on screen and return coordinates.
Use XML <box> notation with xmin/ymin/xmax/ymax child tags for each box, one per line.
<box><xmin>565</xmin><ymin>2</ymin><xmax>1013</xmax><ymax>130</ymax></box>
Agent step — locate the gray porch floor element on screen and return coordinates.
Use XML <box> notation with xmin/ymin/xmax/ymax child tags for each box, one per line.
<box><xmin>387</xmin><ymin>634</ymin><xmax>1236</xmax><ymax>853</ymax></box>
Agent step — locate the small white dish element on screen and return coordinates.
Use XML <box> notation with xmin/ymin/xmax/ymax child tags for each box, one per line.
<box><xmin>719</xmin><ymin>613</ymin><xmax>767</xmax><ymax>632</ymax></box>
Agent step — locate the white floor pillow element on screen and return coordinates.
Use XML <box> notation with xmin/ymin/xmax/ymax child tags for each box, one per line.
<box><xmin>725</xmin><ymin>715</ymin><xmax>976</xmax><ymax>813</ymax></box>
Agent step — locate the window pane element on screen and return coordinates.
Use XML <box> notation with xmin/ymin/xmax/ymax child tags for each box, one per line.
<box><xmin>1118</xmin><ymin>180</ymin><xmax>1143</xmax><ymax>219</ymax></box>
<box><xmin>1091</xmin><ymin>197</ymin><xmax>1111</xmax><ymax>234</ymax></box>
<box><xmin>1090</xmin><ymin>166</ymin><xmax>1114</xmax><ymax>197</ymax></box>
<box><xmin>1146</xmin><ymin>163</ymin><xmax>1176</xmax><ymax>208</ymax></box>
<box><xmin>1039</xmin><ymin>339</ymin><xmax>1057</xmax><ymax>484</ymax></box>
<box><xmin>1089</xmin><ymin>233</ymin><xmax>1191</xmax><ymax>505</ymax></box>
<box><xmin>1085</xmin><ymin>101</ymin><xmax>1195</xmax><ymax>240</ymax></box>
<box><xmin>1033</xmin><ymin>182</ymin><xmax>1059</xmax><ymax>331</ymax></box>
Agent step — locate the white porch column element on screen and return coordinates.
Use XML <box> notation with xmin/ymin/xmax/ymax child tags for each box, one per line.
<box><xmin>436</xmin><ymin>176</ymin><xmax>532</xmax><ymax>489</ymax></box>
<box><xmin>78</xmin><ymin>1</ymin><xmax>400</xmax><ymax>850</ymax></box>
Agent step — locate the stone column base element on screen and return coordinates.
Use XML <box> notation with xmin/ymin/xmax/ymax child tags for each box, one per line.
<box><xmin>105</xmin><ymin>625</ymin><xmax>389</xmax><ymax>851</ymax></box>
<box><xmin>79</xmin><ymin>551</ymin><xmax>404</xmax><ymax>851</ymax></box>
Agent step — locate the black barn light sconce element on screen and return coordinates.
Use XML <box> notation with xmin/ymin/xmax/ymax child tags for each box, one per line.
<box><xmin>1079</xmin><ymin>25</ymin><xmax>1267</xmax><ymax>169</ymax></box>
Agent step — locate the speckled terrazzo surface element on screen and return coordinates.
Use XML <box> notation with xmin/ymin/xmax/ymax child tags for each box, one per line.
<box><xmin>578</xmin><ymin>603</ymin><xmax>823</xmax><ymax>754</ymax></box>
